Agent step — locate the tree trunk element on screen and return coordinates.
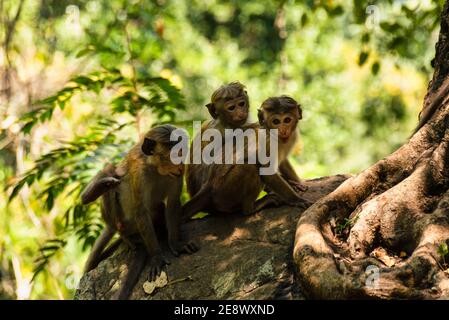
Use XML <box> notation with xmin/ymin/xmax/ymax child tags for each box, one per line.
<box><xmin>293</xmin><ymin>1</ymin><xmax>449</xmax><ymax>299</ymax></box>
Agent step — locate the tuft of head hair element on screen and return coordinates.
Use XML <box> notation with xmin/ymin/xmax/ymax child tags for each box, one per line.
<box><xmin>145</xmin><ymin>124</ymin><xmax>178</xmax><ymax>144</ymax></box>
<box><xmin>210</xmin><ymin>81</ymin><xmax>247</xmax><ymax>104</ymax></box>
<box><xmin>261</xmin><ymin>95</ymin><xmax>300</xmax><ymax>112</ymax></box>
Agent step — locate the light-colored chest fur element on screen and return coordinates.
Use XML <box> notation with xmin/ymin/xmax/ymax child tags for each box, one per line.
<box><xmin>278</xmin><ymin>130</ymin><xmax>298</xmax><ymax>163</ymax></box>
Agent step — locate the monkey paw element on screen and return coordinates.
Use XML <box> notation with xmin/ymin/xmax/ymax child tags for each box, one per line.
<box><xmin>147</xmin><ymin>253</ymin><xmax>170</xmax><ymax>282</ymax></box>
<box><xmin>288</xmin><ymin>180</ymin><xmax>308</xmax><ymax>192</ymax></box>
<box><xmin>169</xmin><ymin>240</ymin><xmax>199</xmax><ymax>257</ymax></box>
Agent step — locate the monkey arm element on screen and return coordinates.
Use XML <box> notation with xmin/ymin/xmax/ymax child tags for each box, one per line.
<box><xmin>279</xmin><ymin>160</ymin><xmax>308</xmax><ymax>192</ymax></box>
<box><xmin>135</xmin><ymin>207</ymin><xmax>171</xmax><ymax>281</ymax></box>
<box><xmin>256</xmin><ymin>173</ymin><xmax>310</xmax><ymax>210</ymax></box>
<box><xmin>279</xmin><ymin>160</ymin><xmax>300</xmax><ymax>182</ymax></box>
<box><xmin>167</xmin><ymin>181</ymin><xmax>199</xmax><ymax>256</ymax></box>
<box><xmin>260</xmin><ymin>172</ymin><xmax>302</xmax><ymax>204</ymax></box>
<box><xmin>135</xmin><ymin>209</ymin><xmax>163</xmax><ymax>257</ymax></box>
<box><xmin>165</xmin><ymin>185</ymin><xmax>182</xmax><ymax>246</ymax></box>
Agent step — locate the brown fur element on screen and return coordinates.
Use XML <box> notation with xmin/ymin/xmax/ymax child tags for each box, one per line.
<box><xmin>81</xmin><ymin>125</ymin><xmax>197</xmax><ymax>299</ymax></box>
<box><xmin>257</xmin><ymin>96</ymin><xmax>307</xmax><ymax>193</ymax></box>
<box><xmin>183</xmin><ymin>90</ymin><xmax>305</xmax><ymax>220</ymax></box>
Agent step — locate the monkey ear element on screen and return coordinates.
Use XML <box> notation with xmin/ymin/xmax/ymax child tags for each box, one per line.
<box><xmin>257</xmin><ymin>109</ymin><xmax>265</xmax><ymax>125</ymax></box>
<box><xmin>205</xmin><ymin>103</ymin><xmax>218</xmax><ymax>119</ymax></box>
<box><xmin>142</xmin><ymin>138</ymin><xmax>156</xmax><ymax>155</ymax></box>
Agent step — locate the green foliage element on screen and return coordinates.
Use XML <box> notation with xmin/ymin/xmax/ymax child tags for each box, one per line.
<box><xmin>438</xmin><ymin>242</ymin><xmax>449</xmax><ymax>267</ymax></box>
<box><xmin>0</xmin><ymin>0</ymin><xmax>443</xmax><ymax>299</ymax></box>
<box><xmin>20</xmin><ymin>70</ymin><xmax>185</xmax><ymax>134</ymax></box>
<box><xmin>335</xmin><ymin>217</ymin><xmax>357</xmax><ymax>236</ymax></box>
<box><xmin>438</xmin><ymin>243</ymin><xmax>449</xmax><ymax>258</ymax></box>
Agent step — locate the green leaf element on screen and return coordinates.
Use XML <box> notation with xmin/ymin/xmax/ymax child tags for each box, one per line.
<box><xmin>32</xmin><ymin>239</ymin><xmax>67</xmax><ymax>282</ymax></box>
<box><xmin>191</xmin><ymin>212</ymin><xmax>209</xmax><ymax>220</ymax></box>
<box><xmin>438</xmin><ymin>243</ymin><xmax>449</xmax><ymax>257</ymax></box>
<box><xmin>361</xmin><ymin>33</ymin><xmax>370</xmax><ymax>43</ymax></box>
<box><xmin>358</xmin><ymin>51</ymin><xmax>369</xmax><ymax>66</ymax></box>
<box><xmin>301</xmin><ymin>13</ymin><xmax>308</xmax><ymax>26</ymax></box>
<box><xmin>371</xmin><ymin>61</ymin><xmax>381</xmax><ymax>75</ymax></box>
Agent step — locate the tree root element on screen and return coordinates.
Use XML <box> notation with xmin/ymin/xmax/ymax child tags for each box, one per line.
<box><xmin>293</xmin><ymin>110</ymin><xmax>449</xmax><ymax>299</ymax></box>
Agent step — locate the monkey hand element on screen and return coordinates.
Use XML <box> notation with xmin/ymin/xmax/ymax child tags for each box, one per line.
<box><xmin>169</xmin><ymin>240</ymin><xmax>199</xmax><ymax>256</ymax></box>
<box><xmin>288</xmin><ymin>179</ymin><xmax>308</xmax><ymax>192</ymax></box>
<box><xmin>148</xmin><ymin>253</ymin><xmax>170</xmax><ymax>282</ymax></box>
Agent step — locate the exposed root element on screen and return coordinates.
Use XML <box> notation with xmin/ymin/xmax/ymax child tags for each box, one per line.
<box><xmin>293</xmin><ymin>116</ymin><xmax>449</xmax><ymax>299</ymax></box>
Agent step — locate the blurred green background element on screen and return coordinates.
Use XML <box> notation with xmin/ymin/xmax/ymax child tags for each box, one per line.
<box><xmin>0</xmin><ymin>0</ymin><xmax>444</xmax><ymax>299</ymax></box>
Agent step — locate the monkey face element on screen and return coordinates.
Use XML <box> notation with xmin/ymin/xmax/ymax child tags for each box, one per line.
<box><xmin>216</xmin><ymin>95</ymin><xmax>249</xmax><ymax>127</ymax></box>
<box><xmin>142</xmin><ymin>138</ymin><xmax>184</xmax><ymax>177</ymax></box>
<box><xmin>267</xmin><ymin>112</ymin><xmax>298</xmax><ymax>142</ymax></box>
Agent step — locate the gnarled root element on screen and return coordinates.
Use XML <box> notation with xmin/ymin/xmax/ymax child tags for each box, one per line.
<box><xmin>293</xmin><ymin>105</ymin><xmax>449</xmax><ymax>299</ymax></box>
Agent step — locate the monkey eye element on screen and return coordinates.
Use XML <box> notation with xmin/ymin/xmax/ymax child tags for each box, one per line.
<box><xmin>284</xmin><ymin>117</ymin><xmax>292</xmax><ymax>124</ymax></box>
<box><xmin>228</xmin><ymin>105</ymin><xmax>236</xmax><ymax>111</ymax></box>
<box><xmin>238</xmin><ymin>101</ymin><xmax>245</xmax><ymax>107</ymax></box>
<box><xmin>273</xmin><ymin>119</ymin><xmax>281</xmax><ymax>125</ymax></box>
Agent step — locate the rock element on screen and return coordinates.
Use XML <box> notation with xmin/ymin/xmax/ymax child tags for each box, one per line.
<box><xmin>75</xmin><ymin>175</ymin><xmax>348</xmax><ymax>300</ymax></box>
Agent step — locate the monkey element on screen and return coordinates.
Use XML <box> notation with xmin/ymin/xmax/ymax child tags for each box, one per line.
<box><xmin>186</xmin><ymin>81</ymin><xmax>252</xmax><ymax>197</ymax></box>
<box><xmin>183</xmin><ymin>83</ymin><xmax>309</xmax><ymax>220</ymax></box>
<box><xmin>182</xmin><ymin>124</ymin><xmax>308</xmax><ymax>219</ymax></box>
<box><xmin>413</xmin><ymin>76</ymin><xmax>449</xmax><ymax>135</ymax></box>
<box><xmin>257</xmin><ymin>96</ymin><xmax>308</xmax><ymax>193</ymax></box>
<box><xmin>182</xmin><ymin>133</ymin><xmax>307</xmax><ymax>219</ymax></box>
<box><xmin>81</xmin><ymin>124</ymin><xmax>198</xmax><ymax>300</ymax></box>
<box><xmin>205</xmin><ymin>81</ymin><xmax>250</xmax><ymax>131</ymax></box>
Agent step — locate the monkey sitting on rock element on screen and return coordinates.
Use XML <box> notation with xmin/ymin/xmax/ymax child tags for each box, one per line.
<box><xmin>80</xmin><ymin>124</ymin><xmax>198</xmax><ymax>300</ymax></box>
<box><xmin>186</xmin><ymin>81</ymin><xmax>253</xmax><ymax>197</ymax></box>
<box><xmin>254</xmin><ymin>96</ymin><xmax>310</xmax><ymax>209</ymax></box>
<box><xmin>183</xmin><ymin>84</ymin><xmax>308</xmax><ymax>220</ymax></box>
<box><xmin>258</xmin><ymin>96</ymin><xmax>307</xmax><ymax>192</ymax></box>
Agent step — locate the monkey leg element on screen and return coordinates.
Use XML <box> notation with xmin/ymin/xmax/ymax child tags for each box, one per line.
<box><xmin>81</xmin><ymin>177</ymin><xmax>120</xmax><ymax>205</ymax></box>
<box><xmin>253</xmin><ymin>192</ymin><xmax>283</xmax><ymax>213</ymax></box>
<box><xmin>240</xmin><ymin>194</ymin><xmax>258</xmax><ymax>216</ymax></box>
<box><xmin>113</xmin><ymin>245</ymin><xmax>147</xmax><ymax>300</ymax></box>
<box><xmin>97</xmin><ymin>237</ymin><xmax>123</xmax><ymax>263</ymax></box>
<box><xmin>84</xmin><ymin>226</ymin><xmax>115</xmax><ymax>273</ymax></box>
<box><xmin>181</xmin><ymin>185</ymin><xmax>212</xmax><ymax>222</ymax></box>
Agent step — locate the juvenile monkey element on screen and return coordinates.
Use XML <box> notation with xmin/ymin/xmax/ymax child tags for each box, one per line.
<box><xmin>81</xmin><ymin>125</ymin><xmax>197</xmax><ymax>299</ymax></box>
<box><xmin>257</xmin><ymin>96</ymin><xmax>308</xmax><ymax>193</ymax></box>
<box><xmin>184</xmin><ymin>84</ymin><xmax>308</xmax><ymax>219</ymax></box>
<box><xmin>186</xmin><ymin>81</ymin><xmax>252</xmax><ymax>197</ymax></box>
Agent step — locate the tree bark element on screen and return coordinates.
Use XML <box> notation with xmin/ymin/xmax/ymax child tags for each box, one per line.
<box><xmin>293</xmin><ymin>1</ymin><xmax>449</xmax><ymax>299</ymax></box>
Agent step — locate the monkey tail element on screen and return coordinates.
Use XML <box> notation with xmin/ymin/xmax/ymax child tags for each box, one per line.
<box><xmin>115</xmin><ymin>246</ymin><xmax>147</xmax><ymax>300</ymax></box>
<box><xmin>83</xmin><ymin>226</ymin><xmax>115</xmax><ymax>273</ymax></box>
